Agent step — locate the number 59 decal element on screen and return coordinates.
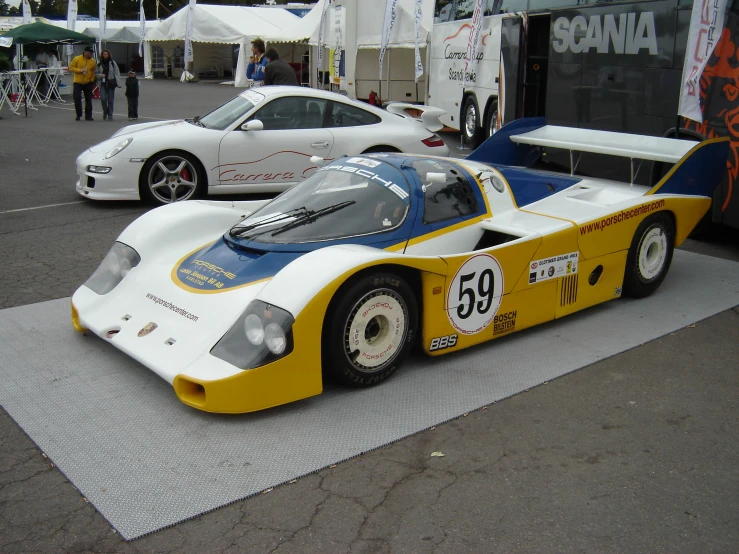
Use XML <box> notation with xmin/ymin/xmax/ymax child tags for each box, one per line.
<box><xmin>447</xmin><ymin>254</ymin><xmax>504</xmax><ymax>335</ymax></box>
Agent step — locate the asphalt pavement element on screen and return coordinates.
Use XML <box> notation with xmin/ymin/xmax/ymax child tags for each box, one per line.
<box><xmin>0</xmin><ymin>79</ymin><xmax>737</xmax><ymax>553</ymax></box>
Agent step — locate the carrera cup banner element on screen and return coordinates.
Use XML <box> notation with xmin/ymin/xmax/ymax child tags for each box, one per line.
<box><xmin>139</xmin><ymin>0</ymin><xmax>146</xmax><ymax>57</ymax></box>
<box><xmin>679</xmin><ymin>0</ymin><xmax>728</xmax><ymax>123</ymax></box>
<box><xmin>379</xmin><ymin>0</ymin><xmax>399</xmax><ymax>79</ymax></box>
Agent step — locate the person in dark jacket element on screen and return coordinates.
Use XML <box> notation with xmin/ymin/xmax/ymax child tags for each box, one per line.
<box><xmin>125</xmin><ymin>69</ymin><xmax>139</xmax><ymax>121</ymax></box>
<box><xmin>263</xmin><ymin>48</ymin><xmax>299</xmax><ymax>86</ymax></box>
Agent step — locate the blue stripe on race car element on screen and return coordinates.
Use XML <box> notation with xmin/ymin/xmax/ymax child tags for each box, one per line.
<box><xmin>173</xmin><ymin>239</ymin><xmax>303</xmax><ymax>293</ymax></box>
<box><xmin>496</xmin><ymin>166</ymin><xmax>581</xmax><ymax>208</ymax></box>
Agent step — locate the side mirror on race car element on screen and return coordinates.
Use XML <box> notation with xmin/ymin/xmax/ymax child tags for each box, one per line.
<box><xmin>425</xmin><ymin>172</ymin><xmax>447</xmax><ymax>184</ymax></box>
<box><xmin>241</xmin><ymin>120</ymin><xmax>264</xmax><ymax>131</ymax></box>
<box><xmin>310</xmin><ymin>155</ymin><xmax>327</xmax><ymax>167</ymax></box>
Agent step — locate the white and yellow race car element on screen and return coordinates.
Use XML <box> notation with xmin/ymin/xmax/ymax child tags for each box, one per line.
<box><xmin>71</xmin><ymin>118</ymin><xmax>728</xmax><ymax>413</ymax></box>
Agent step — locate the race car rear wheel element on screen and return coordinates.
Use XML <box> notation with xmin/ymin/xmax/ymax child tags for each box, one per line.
<box><xmin>622</xmin><ymin>212</ymin><xmax>675</xmax><ymax>298</ymax></box>
<box><xmin>324</xmin><ymin>272</ymin><xmax>418</xmax><ymax>387</ymax></box>
<box><xmin>140</xmin><ymin>150</ymin><xmax>206</xmax><ymax>205</ymax></box>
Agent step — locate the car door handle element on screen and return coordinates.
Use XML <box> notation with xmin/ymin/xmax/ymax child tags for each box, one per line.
<box><xmin>311</xmin><ymin>141</ymin><xmax>330</xmax><ymax>148</ymax></box>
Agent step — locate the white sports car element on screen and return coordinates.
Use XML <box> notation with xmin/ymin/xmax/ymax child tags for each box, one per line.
<box><xmin>75</xmin><ymin>86</ymin><xmax>449</xmax><ymax>204</ymax></box>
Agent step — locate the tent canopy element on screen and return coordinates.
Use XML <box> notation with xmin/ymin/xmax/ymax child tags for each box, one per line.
<box><xmin>144</xmin><ymin>4</ymin><xmax>302</xmax><ymax>44</ymax></box>
<box><xmin>356</xmin><ymin>0</ymin><xmax>433</xmax><ymax>49</ymax></box>
<box><xmin>0</xmin><ymin>21</ymin><xmax>95</xmax><ymax>45</ymax></box>
<box><xmin>80</xmin><ymin>21</ymin><xmax>154</xmax><ymax>44</ymax></box>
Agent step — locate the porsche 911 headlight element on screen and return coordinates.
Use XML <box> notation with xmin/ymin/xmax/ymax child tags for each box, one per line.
<box><xmin>84</xmin><ymin>242</ymin><xmax>141</xmax><ymax>295</ymax></box>
<box><xmin>104</xmin><ymin>138</ymin><xmax>133</xmax><ymax>159</ymax></box>
<box><xmin>212</xmin><ymin>300</ymin><xmax>294</xmax><ymax>369</ymax></box>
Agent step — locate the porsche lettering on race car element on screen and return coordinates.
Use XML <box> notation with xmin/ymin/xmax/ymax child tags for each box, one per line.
<box><xmin>318</xmin><ymin>165</ymin><xmax>409</xmax><ymax>201</ymax></box>
<box><xmin>447</xmin><ymin>254</ymin><xmax>504</xmax><ymax>335</ymax></box>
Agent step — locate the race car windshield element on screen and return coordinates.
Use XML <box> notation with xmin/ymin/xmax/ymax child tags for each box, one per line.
<box><xmin>198</xmin><ymin>90</ymin><xmax>264</xmax><ymax>130</ymax></box>
<box><xmin>232</xmin><ymin>159</ymin><xmax>411</xmax><ymax>244</ymax></box>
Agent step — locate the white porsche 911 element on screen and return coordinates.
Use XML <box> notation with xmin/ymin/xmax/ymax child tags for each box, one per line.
<box><xmin>75</xmin><ymin>86</ymin><xmax>449</xmax><ymax>204</ymax></box>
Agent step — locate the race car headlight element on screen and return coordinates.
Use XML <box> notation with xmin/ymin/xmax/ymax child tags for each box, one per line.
<box><xmin>104</xmin><ymin>138</ymin><xmax>132</xmax><ymax>159</ymax></box>
<box><xmin>211</xmin><ymin>300</ymin><xmax>294</xmax><ymax>369</ymax></box>
<box><xmin>83</xmin><ymin>242</ymin><xmax>141</xmax><ymax>295</ymax></box>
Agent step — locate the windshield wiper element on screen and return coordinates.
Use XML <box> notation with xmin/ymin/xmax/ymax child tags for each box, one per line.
<box><xmin>271</xmin><ymin>200</ymin><xmax>356</xmax><ymax>237</ymax></box>
<box><xmin>229</xmin><ymin>207</ymin><xmax>308</xmax><ymax>238</ymax></box>
<box><xmin>186</xmin><ymin>115</ymin><xmax>206</xmax><ymax>128</ymax></box>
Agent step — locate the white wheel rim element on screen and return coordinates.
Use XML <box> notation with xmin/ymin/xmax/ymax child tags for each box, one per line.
<box><xmin>638</xmin><ymin>226</ymin><xmax>667</xmax><ymax>281</ymax></box>
<box><xmin>344</xmin><ymin>290</ymin><xmax>407</xmax><ymax>372</ymax></box>
<box><xmin>148</xmin><ymin>156</ymin><xmax>198</xmax><ymax>204</ymax></box>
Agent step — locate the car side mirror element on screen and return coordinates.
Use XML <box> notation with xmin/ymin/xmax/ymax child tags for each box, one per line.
<box><xmin>241</xmin><ymin>120</ymin><xmax>264</xmax><ymax>131</ymax></box>
<box><xmin>310</xmin><ymin>155</ymin><xmax>327</xmax><ymax>167</ymax></box>
<box><xmin>425</xmin><ymin>172</ymin><xmax>447</xmax><ymax>184</ymax></box>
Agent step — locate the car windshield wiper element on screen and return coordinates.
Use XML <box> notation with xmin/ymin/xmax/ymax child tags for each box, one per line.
<box><xmin>270</xmin><ymin>200</ymin><xmax>356</xmax><ymax>237</ymax></box>
<box><xmin>187</xmin><ymin>115</ymin><xmax>206</xmax><ymax>128</ymax></box>
<box><xmin>229</xmin><ymin>207</ymin><xmax>308</xmax><ymax>238</ymax></box>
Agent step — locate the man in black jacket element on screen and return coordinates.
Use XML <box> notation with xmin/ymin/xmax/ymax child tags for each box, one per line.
<box><xmin>263</xmin><ymin>48</ymin><xmax>299</xmax><ymax>86</ymax></box>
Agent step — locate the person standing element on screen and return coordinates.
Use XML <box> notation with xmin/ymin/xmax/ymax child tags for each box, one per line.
<box><xmin>35</xmin><ymin>47</ymin><xmax>50</xmax><ymax>97</ymax></box>
<box><xmin>125</xmin><ymin>69</ymin><xmax>139</xmax><ymax>121</ymax></box>
<box><xmin>246</xmin><ymin>38</ymin><xmax>267</xmax><ymax>85</ymax></box>
<box><xmin>97</xmin><ymin>49</ymin><xmax>122</xmax><ymax>121</ymax></box>
<box><xmin>69</xmin><ymin>46</ymin><xmax>97</xmax><ymax>121</ymax></box>
<box><xmin>263</xmin><ymin>48</ymin><xmax>299</xmax><ymax>86</ymax></box>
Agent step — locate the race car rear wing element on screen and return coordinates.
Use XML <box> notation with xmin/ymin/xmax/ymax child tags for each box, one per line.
<box><xmin>466</xmin><ymin>117</ymin><xmax>729</xmax><ymax>197</ymax></box>
<box><xmin>385</xmin><ymin>103</ymin><xmax>445</xmax><ymax>133</ymax></box>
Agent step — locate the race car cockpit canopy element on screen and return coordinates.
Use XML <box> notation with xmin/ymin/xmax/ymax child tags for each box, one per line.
<box><xmin>229</xmin><ymin>157</ymin><xmax>411</xmax><ymax>244</ymax></box>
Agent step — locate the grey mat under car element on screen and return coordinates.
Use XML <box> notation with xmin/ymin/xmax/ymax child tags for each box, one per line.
<box><xmin>0</xmin><ymin>250</ymin><xmax>737</xmax><ymax>540</ymax></box>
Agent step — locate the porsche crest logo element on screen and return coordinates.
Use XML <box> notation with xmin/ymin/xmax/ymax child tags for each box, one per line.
<box><xmin>138</xmin><ymin>322</ymin><xmax>158</xmax><ymax>337</ymax></box>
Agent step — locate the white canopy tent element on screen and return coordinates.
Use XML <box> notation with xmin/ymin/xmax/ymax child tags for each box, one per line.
<box><xmin>355</xmin><ymin>0</ymin><xmax>434</xmax><ymax>103</ymax></box>
<box><xmin>143</xmin><ymin>4</ymin><xmax>310</xmax><ymax>85</ymax></box>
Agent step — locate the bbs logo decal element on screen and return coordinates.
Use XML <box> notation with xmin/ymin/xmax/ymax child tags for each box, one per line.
<box><xmin>430</xmin><ymin>334</ymin><xmax>457</xmax><ymax>352</ymax></box>
<box><xmin>447</xmin><ymin>254</ymin><xmax>504</xmax><ymax>335</ymax></box>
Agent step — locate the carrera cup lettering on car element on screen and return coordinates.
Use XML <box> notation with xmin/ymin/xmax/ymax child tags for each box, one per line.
<box><xmin>429</xmin><ymin>334</ymin><xmax>458</xmax><ymax>351</ymax></box>
<box><xmin>447</xmin><ymin>254</ymin><xmax>504</xmax><ymax>335</ymax></box>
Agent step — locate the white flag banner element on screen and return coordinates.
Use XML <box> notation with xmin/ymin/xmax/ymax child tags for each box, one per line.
<box><xmin>379</xmin><ymin>0</ymin><xmax>399</xmax><ymax>79</ymax></box>
<box><xmin>184</xmin><ymin>0</ymin><xmax>197</xmax><ymax>66</ymax></box>
<box><xmin>413</xmin><ymin>0</ymin><xmax>423</xmax><ymax>82</ymax></box>
<box><xmin>22</xmin><ymin>0</ymin><xmax>31</xmax><ymax>24</ymax></box>
<box><xmin>66</xmin><ymin>0</ymin><xmax>78</xmax><ymax>58</ymax></box>
<box><xmin>99</xmin><ymin>0</ymin><xmax>107</xmax><ymax>45</ymax></box>
<box><xmin>463</xmin><ymin>0</ymin><xmax>484</xmax><ymax>89</ymax></box>
<box><xmin>139</xmin><ymin>0</ymin><xmax>146</xmax><ymax>57</ymax></box>
<box><xmin>317</xmin><ymin>0</ymin><xmax>331</xmax><ymax>70</ymax></box>
<box><xmin>679</xmin><ymin>0</ymin><xmax>729</xmax><ymax>123</ymax></box>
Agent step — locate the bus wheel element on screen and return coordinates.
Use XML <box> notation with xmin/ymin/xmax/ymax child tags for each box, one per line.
<box><xmin>462</xmin><ymin>96</ymin><xmax>483</xmax><ymax>147</ymax></box>
<box><xmin>485</xmin><ymin>101</ymin><xmax>499</xmax><ymax>139</ymax></box>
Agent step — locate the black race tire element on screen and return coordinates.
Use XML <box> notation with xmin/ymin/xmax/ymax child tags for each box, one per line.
<box><xmin>484</xmin><ymin>101</ymin><xmax>499</xmax><ymax>139</ymax></box>
<box><xmin>622</xmin><ymin>212</ymin><xmax>675</xmax><ymax>298</ymax></box>
<box><xmin>324</xmin><ymin>272</ymin><xmax>418</xmax><ymax>387</ymax></box>
<box><xmin>139</xmin><ymin>150</ymin><xmax>206</xmax><ymax>205</ymax></box>
<box><xmin>462</xmin><ymin>95</ymin><xmax>483</xmax><ymax>148</ymax></box>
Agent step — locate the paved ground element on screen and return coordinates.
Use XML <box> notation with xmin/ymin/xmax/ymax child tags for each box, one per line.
<box><xmin>1</xmin><ymin>79</ymin><xmax>738</xmax><ymax>553</ymax></box>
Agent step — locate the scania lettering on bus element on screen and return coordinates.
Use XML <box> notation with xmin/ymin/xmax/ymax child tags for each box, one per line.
<box><xmin>552</xmin><ymin>12</ymin><xmax>658</xmax><ymax>55</ymax></box>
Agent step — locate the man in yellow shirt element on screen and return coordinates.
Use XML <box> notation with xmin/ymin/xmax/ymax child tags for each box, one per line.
<box><xmin>69</xmin><ymin>46</ymin><xmax>97</xmax><ymax>121</ymax></box>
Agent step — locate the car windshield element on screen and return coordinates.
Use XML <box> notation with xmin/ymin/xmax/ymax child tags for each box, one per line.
<box><xmin>230</xmin><ymin>157</ymin><xmax>411</xmax><ymax>244</ymax></box>
<box><xmin>197</xmin><ymin>90</ymin><xmax>265</xmax><ymax>130</ymax></box>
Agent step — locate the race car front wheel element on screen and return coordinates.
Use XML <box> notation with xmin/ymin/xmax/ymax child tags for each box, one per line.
<box><xmin>324</xmin><ymin>272</ymin><xmax>418</xmax><ymax>387</ymax></box>
<box><xmin>139</xmin><ymin>150</ymin><xmax>205</xmax><ymax>205</ymax></box>
<box><xmin>622</xmin><ymin>212</ymin><xmax>675</xmax><ymax>298</ymax></box>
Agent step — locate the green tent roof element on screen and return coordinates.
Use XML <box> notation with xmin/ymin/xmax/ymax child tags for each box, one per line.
<box><xmin>0</xmin><ymin>21</ymin><xmax>95</xmax><ymax>46</ymax></box>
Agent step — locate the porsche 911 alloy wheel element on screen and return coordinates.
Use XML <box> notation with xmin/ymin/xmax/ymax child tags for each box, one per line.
<box><xmin>140</xmin><ymin>151</ymin><xmax>204</xmax><ymax>204</ymax></box>
<box><xmin>324</xmin><ymin>273</ymin><xmax>418</xmax><ymax>387</ymax></box>
<box><xmin>623</xmin><ymin>212</ymin><xmax>675</xmax><ymax>298</ymax></box>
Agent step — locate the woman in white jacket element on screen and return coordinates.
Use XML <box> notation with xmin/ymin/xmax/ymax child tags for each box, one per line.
<box><xmin>97</xmin><ymin>49</ymin><xmax>122</xmax><ymax>120</ymax></box>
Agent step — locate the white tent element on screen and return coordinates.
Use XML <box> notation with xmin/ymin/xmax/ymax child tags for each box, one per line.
<box><xmin>144</xmin><ymin>4</ymin><xmax>309</xmax><ymax>85</ymax></box>
<box><xmin>355</xmin><ymin>0</ymin><xmax>433</xmax><ymax>103</ymax></box>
